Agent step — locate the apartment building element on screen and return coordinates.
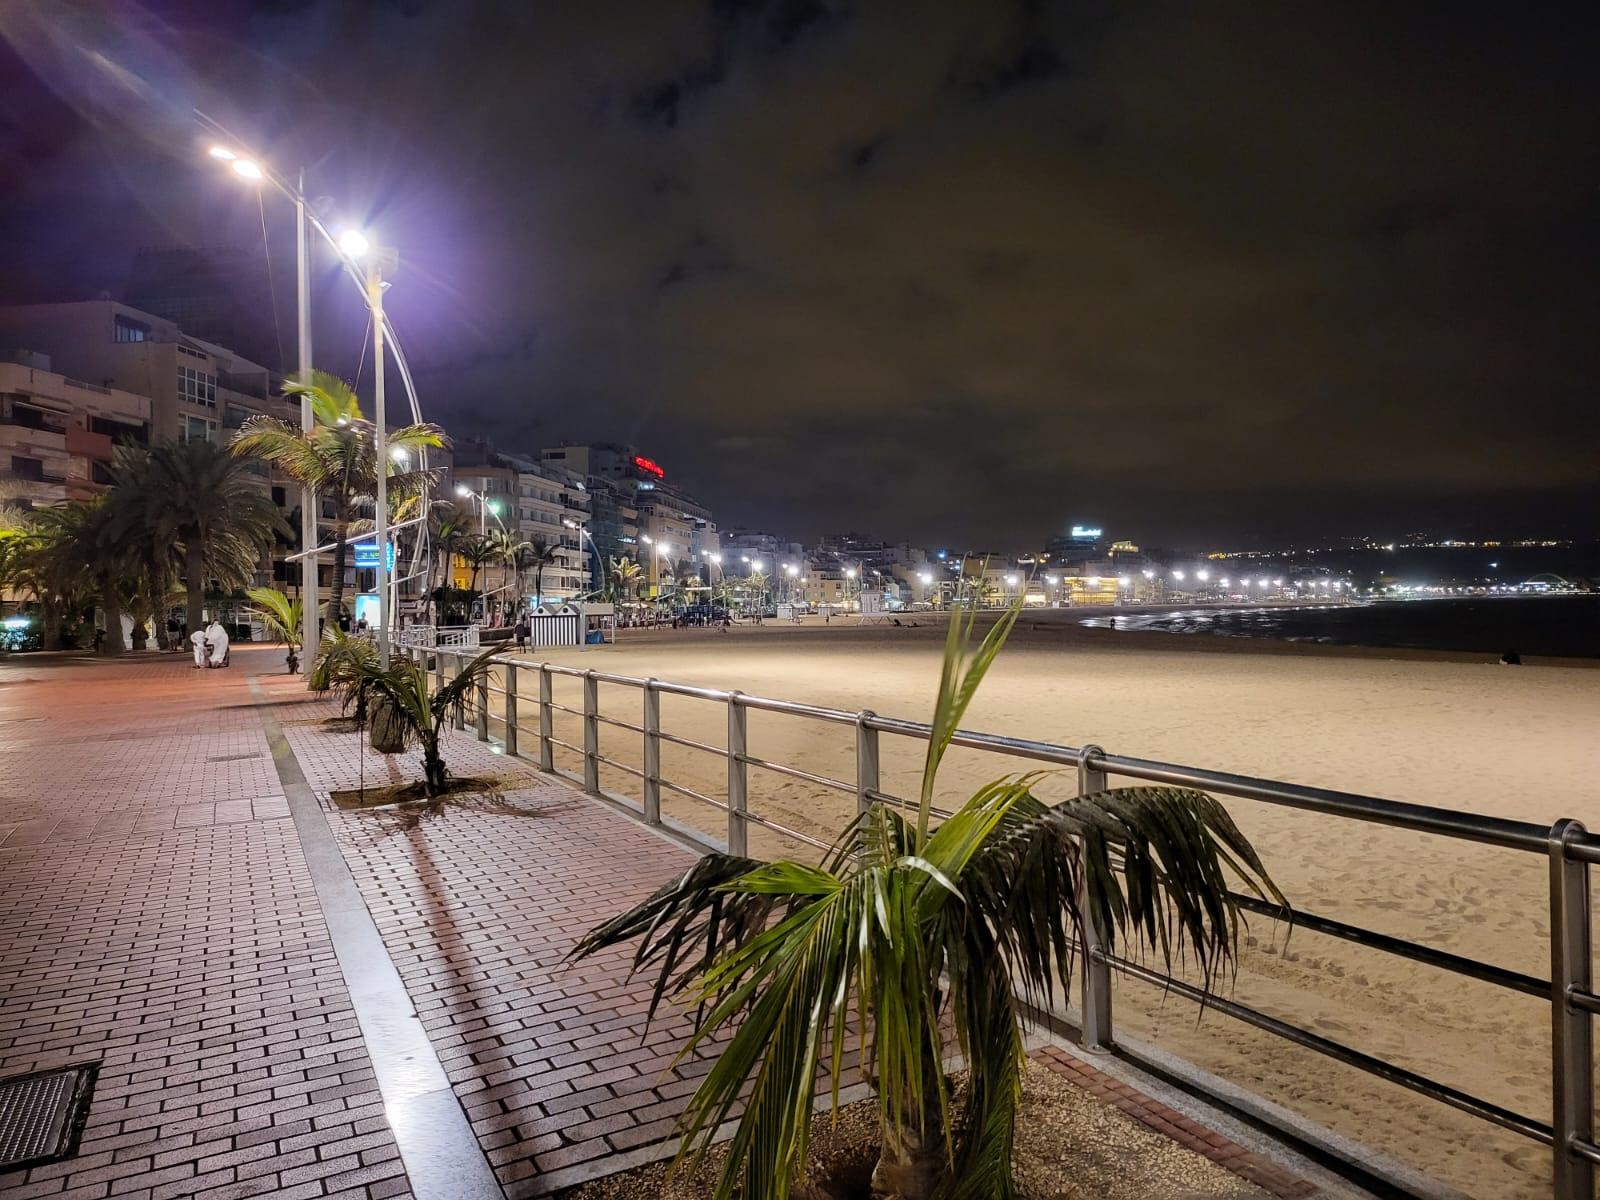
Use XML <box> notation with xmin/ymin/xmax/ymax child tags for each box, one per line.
<box><xmin>1</xmin><ymin>350</ymin><xmax>152</xmax><ymax>507</ymax></box>
<box><xmin>0</xmin><ymin>299</ymin><xmax>299</xmax><ymax>591</ymax></box>
<box><xmin>452</xmin><ymin>442</ymin><xmax>591</xmax><ymax>602</ymax></box>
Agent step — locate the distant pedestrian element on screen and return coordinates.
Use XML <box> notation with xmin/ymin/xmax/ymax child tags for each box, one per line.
<box><xmin>514</xmin><ymin>616</ymin><xmax>529</xmax><ymax>651</ymax></box>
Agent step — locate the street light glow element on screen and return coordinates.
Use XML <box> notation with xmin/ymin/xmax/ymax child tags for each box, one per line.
<box><xmin>390</xmin><ymin>447</ymin><xmax>409</xmax><ymax>463</ymax></box>
<box><xmin>230</xmin><ymin>159</ymin><xmax>263</xmax><ymax>180</ymax></box>
<box><xmin>845</xmin><ymin>568</ymin><xmax>856</xmax><ymax>579</ymax></box>
<box><xmin>751</xmin><ymin>560</ymin><xmax>763</xmax><ymax>570</ymax></box>
<box><xmin>338</xmin><ymin>229</ymin><xmax>371</xmax><ymax>259</ymax></box>
<box><xmin>1197</xmin><ymin>569</ymin><xmax>1210</xmax><ymax>581</ymax></box>
<box><xmin>1172</xmin><ymin>569</ymin><xmax>1185</xmax><ymax>580</ymax></box>
<box><xmin>207</xmin><ymin>145</ymin><xmax>236</xmax><ymax>161</ymax></box>
<box><xmin>455</xmin><ymin>484</ymin><xmax>470</xmax><ymax>497</ymax></box>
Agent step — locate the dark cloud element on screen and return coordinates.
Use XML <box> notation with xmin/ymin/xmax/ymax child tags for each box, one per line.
<box><xmin>1</xmin><ymin>0</ymin><xmax>1596</xmax><ymax>548</ymax></box>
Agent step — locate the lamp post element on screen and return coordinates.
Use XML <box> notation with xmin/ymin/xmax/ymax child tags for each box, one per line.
<box><xmin>201</xmin><ymin>120</ymin><xmax>433</xmax><ymax>667</ymax></box>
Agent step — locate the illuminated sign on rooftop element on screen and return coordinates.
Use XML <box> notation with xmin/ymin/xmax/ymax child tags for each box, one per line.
<box><xmin>1070</xmin><ymin>525</ymin><xmax>1103</xmax><ymax>540</ymax></box>
<box><xmin>632</xmin><ymin>454</ymin><xmax>665</xmax><ymax>479</ymax></box>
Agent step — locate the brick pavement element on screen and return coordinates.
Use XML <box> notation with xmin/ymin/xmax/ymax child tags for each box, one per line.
<box><xmin>0</xmin><ymin>649</ymin><xmax>411</xmax><ymax>1200</ymax></box>
<box><xmin>1</xmin><ymin>648</ymin><xmax>1325</xmax><ymax>1200</ymax></box>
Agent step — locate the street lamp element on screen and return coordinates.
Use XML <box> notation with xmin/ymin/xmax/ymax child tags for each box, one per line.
<box><xmin>201</xmin><ymin>118</ymin><xmax>433</xmax><ymax>668</ymax></box>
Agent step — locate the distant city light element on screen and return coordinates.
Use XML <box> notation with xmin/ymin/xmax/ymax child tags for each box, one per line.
<box><xmin>845</xmin><ymin>568</ymin><xmax>857</xmax><ymax>579</ymax></box>
<box><xmin>1005</xmin><ymin>574</ymin><xmax>1019</xmax><ymax>586</ymax></box>
<box><xmin>1045</xmin><ymin>574</ymin><xmax>1059</xmax><ymax>585</ymax></box>
<box><xmin>1196</xmin><ymin>569</ymin><xmax>1210</xmax><ymax>581</ymax></box>
<box><xmin>918</xmin><ymin>572</ymin><xmax>933</xmax><ymax>584</ymax></box>
<box><xmin>1172</xmin><ymin>570</ymin><xmax>1185</xmax><ymax>580</ymax></box>
<box><xmin>1142</xmin><ymin>569</ymin><xmax>1155</xmax><ymax>579</ymax></box>
<box><xmin>751</xmin><ymin>560</ymin><xmax>763</xmax><ymax>570</ymax></box>
<box><xmin>1087</xmin><ymin>575</ymin><xmax>1100</xmax><ymax>585</ymax></box>
<box><xmin>786</xmin><ymin>564</ymin><xmax>799</xmax><ymax>576</ymax></box>
<box><xmin>1118</xmin><ymin>576</ymin><xmax>1131</xmax><ymax>586</ymax></box>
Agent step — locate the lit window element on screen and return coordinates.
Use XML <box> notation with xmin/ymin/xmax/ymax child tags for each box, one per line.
<box><xmin>114</xmin><ymin>315</ymin><xmax>149</xmax><ymax>343</ymax></box>
<box><xmin>177</xmin><ymin>365</ymin><xmax>216</xmax><ymax>408</ymax></box>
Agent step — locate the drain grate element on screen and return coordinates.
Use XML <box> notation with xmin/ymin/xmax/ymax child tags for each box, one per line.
<box><xmin>0</xmin><ymin>1064</ymin><xmax>98</xmax><ymax>1175</ymax></box>
<box><xmin>207</xmin><ymin>752</ymin><xmax>263</xmax><ymax>763</ymax></box>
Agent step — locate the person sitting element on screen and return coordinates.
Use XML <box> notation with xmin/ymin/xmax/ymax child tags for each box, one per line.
<box><xmin>190</xmin><ymin>627</ymin><xmax>208</xmax><ymax>668</ymax></box>
<box><xmin>204</xmin><ymin>619</ymin><xmax>231</xmax><ymax>668</ymax></box>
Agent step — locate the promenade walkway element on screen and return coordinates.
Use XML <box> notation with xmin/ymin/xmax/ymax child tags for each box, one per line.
<box><xmin>1</xmin><ymin>647</ymin><xmax>1331</xmax><ymax>1200</ymax></box>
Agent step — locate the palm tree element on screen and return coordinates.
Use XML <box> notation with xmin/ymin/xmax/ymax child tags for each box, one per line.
<box><xmin>345</xmin><ymin>647</ymin><xmax>500</xmax><ymax>796</ymax></box>
<box><xmin>116</xmin><ymin>440</ymin><xmax>288</xmax><ymax>635</ymax></box>
<box><xmin>248</xmin><ymin>586</ymin><xmax>304</xmax><ymax>672</ymax></box>
<box><xmin>459</xmin><ymin>534</ymin><xmax>500</xmax><ymax>605</ymax></box>
<box><xmin>520</xmin><ymin>535</ymin><xmax>560</xmax><ymax>608</ymax></box>
<box><xmin>609</xmin><ymin>556</ymin><xmax>643</xmax><ymax>608</ymax></box>
<box><xmin>231</xmin><ymin>370</ymin><xmax>444</xmax><ymax>626</ymax></box>
<box><xmin>417</xmin><ymin>500</ymin><xmax>473</xmax><ymax>623</ymax></box>
<box><xmin>745</xmin><ymin>569</ymin><xmax>769</xmax><ymax>611</ymax></box>
<box><xmin>573</xmin><ymin>603</ymin><xmax>1283</xmax><ymax>1200</ymax></box>
<box><xmin>29</xmin><ymin>499</ymin><xmax>139</xmax><ymax>655</ymax></box>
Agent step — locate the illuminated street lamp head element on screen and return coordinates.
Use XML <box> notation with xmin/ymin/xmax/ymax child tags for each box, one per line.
<box><xmin>389</xmin><ymin>447</ymin><xmax>409</xmax><ymax>463</ymax></box>
<box><xmin>1005</xmin><ymin>574</ymin><xmax>1019</xmax><ymax>586</ymax></box>
<box><xmin>786</xmin><ymin>564</ymin><xmax>799</xmax><ymax>577</ymax></box>
<box><xmin>710</xmin><ymin>552</ymin><xmax>721</xmax><ymax>563</ymax></box>
<box><xmin>338</xmin><ymin>229</ymin><xmax>371</xmax><ymax>259</ymax></box>
<box><xmin>751</xmin><ymin>560</ymin><xmax>763</xmax><ymax>570</ymax></box>
<box><xmin>1197</xmin><ymin>569</ymin><xmax>1210</xmax><ymax>581</ymax></box>
<box><xmin>1118</xmin><ymin>575</ymin><xmax>1131</xmax><ymax>585</ymax></box>
<box><xmin>844</xmin><ymin>568</ymin><xmax>856</xmax><ymax>579</ymax></box>
<box><xmin>207</xmin><ymin>145</ymin><xmax>236</xmax><ymax>161</ymax></box>
<box><xmin>455</xmin><ymin>484</ymin><xmax>470</xmax><ymax>497</ymax></box>
<box><xmin>230</xmin><ymin>158</ymin><xmax>263</xmax><ymax>181</ymax></box>
<box><xmin>1172</xmin><ymin>569</ymin><xmax>1185</xmax><ymax>580</ymax></box>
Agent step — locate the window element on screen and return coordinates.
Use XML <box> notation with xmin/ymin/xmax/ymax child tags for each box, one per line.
<box><xmin>177</xmin><ymin>365</ymin><xmax>216</xmax><ymax>408</ymax></box>
<box><xmin>179</xmin><ymin>415</ymin><xmax>216</xmax><ymax>444</ymax></box>
<box><xmin>10</xmin><ymin>456</ymin><xmax>45</xmax><ymax>480</ymax></box>
<box><xmin>90</xmin><ymin>461</ymin><xmax>115</xmax><ymax>486</ymax></box>
<box><xmin>88</xmin><ymin>415</ymin><xmax>147</xmax><ymax>444</ymax></box>
<box><xmin>113</xmin><ymin>315</ymin><xmax>149</xmax><ymax>343</ymax></box>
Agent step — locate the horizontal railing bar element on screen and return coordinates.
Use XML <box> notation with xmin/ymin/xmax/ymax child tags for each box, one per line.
<box><xmin>594</xmin><ymin>713</ymin><xmax>645</xmax><ymax>734</ymax></box>
<box><xmin>595</xmin><ymin>756</ymin><xmax>645</xmax><ymax>780</ymax></box>
<box><xmin>492</xmin><ymin>652</ymin><xmax>1567</xmax><ymax>855</ymax></box>
<box><xmin>738</xmin><ymin>754</ymin><xmax>856</xmax><ymax>795</ymax></box>
<box><xmin>656</xmin><ymin>730</ymin><xmax>728</xmax><ymax>758</ymax></box>
<box><xmin>1228</xmin><ymin>893</ymin><xmax>1549</xmax><ymax>999</ymax></box>
<box><xmin>1570</xmin><ymin>1137</ymin><xmax>1600</xmax><ymax>1166</ymax></box>
<box><xmin>547</xmin><ymin>701</ymin><xmax>584</xmax><ymax>717</ymax></box>
<box><xmin>865</xmin><ymin>788</ymin><xmax>955</xmax><ymax>822</ymax></box>
<box><xmin>657</xmin><ymin>776</ymin><xmax>728</xmax><ymax>812</ymax></box>
<box><xmin>740</xmin><ymin>810</ymin><xmax>835</xmax><ymax>852</ymax></box>
<box><xmin>1098</xmin><ymin>951</ymin><xmax>1553</xmax><ymax>1145</ymax></box>
<box><xmin>547</xmin><ymin>736</ymin><xmax>583</xmax><ymax>756</ymax></box>
<box><xmin>1567</xmin><ymin>987</ymin><xmax>1600</xmax><ymax>1017</ymax></box>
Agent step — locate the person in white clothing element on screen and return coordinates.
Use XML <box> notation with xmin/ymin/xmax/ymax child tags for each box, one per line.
<box><xmin>204</xmin><ymin>620</ymin><xmax>230</xmax><ymax>667</ymax></box>
<box><xmin>190</xmin><ymin>628</ymin><xmax>208</xmax><ymax>668</ymax></box>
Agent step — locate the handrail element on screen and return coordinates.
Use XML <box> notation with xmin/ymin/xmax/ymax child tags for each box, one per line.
<box><xmin>429</xmin><ymin>647</ymin><xmax>1597</xmax><ymax>1199</ymax></box>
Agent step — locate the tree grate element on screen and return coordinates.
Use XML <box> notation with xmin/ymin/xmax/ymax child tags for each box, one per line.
<box><xmin>0</xmin><ymin>1064</ymin><xmax>98</xmax><ymax>1175</ymax></box>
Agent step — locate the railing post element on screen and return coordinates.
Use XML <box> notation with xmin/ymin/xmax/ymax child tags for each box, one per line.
<box><xmin>855</xmin><ymin>710</ymin><xmax>878</xmax><ymax>818</ymax></box>
<box><xmin>1077</xmin><ymin>744</ymin><xmax>1114</xmax><ymax>1053</ymax></box>
<box><xmin>582</xmin><ymin>670</ymin><xmax>600</xmax><ymax>795</ymax></box>
<box><xmin>727</xmin><ymin>691</ymin><xmax>748</xmax><ymax>856</ymax></box>
<box><xmin>433</xmin><ymin>648</ymin><xmax>444</xmax><ymax>696</ymax></box>
<box><xmin>474</xmin><ymin>663</ymin><xmax>489</xmax><ymax>741</ymax></box>
<box><xmin>642</xmin><ymin>682</ymin><xmax>661</xmax><ymax>825</ymax></box>
<box><xmin>538</xmin><ymin>665</ymin><xmax>554</xmax><ymax>772</ymax></box>
<box><xmin>1550</xmin><ymin>818</ymin><xmax>1593</xmax><ymax>1200</ymax></box>
<box><xmin>503</xmin><ymin>663</ymin><xmax>518</xmax><ymax>758</ymax></box>
<box><xmin>450</xmin><ymin>653</ymin><xmax>466</xmax><ymax>730</ymax></box>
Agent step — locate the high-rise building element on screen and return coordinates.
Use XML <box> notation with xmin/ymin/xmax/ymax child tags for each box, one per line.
<box><xmin>539</xmin><ymin>443</ymin><xmax>718</xmax><ymax>597</ymax></box>
<box><xmin>124</xmin><ymin>245</ymin><xmax>282</xmax><ymax>372</ymax></box>
<box><xmin>452</xmin><ymin>440</ymin><xmax>591</xmax><ymax>602</ymax></box>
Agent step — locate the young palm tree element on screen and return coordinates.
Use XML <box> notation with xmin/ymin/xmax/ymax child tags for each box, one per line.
<box><xmin>117</xmin><ymin>440</ymin><xmax>288</xmax><ymax>634</ymax></box>
<box><xmin>345</xmin><ymin>647</ymin><xmax>499</xmax><ymax>796</ymax></box>
<box><xmin>231</xmin><ymin>370</ymin><xmax>444</xmax><ymax>625</ymax></box>
<box><xmin>573</xmin><ymin>604</ymin><xmax>1283</xmax><ymax>1200</ymax></box>
<box><xmin>418</xmin><ymin>500</ymin><xmax>473</xmax><ymax>624</ymax></box>
<box><xmin>248</xmin><ymin>586</ymin><xmax>304</xmax><ymax>672</ymax></box>
<box><xmin>481</xmin><ymin>528</ymin><xmax>528</xmax><ymax>605</ymax></box>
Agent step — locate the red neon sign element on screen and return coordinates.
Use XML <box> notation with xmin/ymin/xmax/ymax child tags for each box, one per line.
<box><xmin>632</xmin><ymin>454</ymin><xmax>665</xmax><ymax>479</ymax></box>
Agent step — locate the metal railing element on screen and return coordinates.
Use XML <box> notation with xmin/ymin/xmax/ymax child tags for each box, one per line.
<box><xmin>431</xmin><ymin>648</ymin><xmax>1598</xmax><ymax>1198</ymax></box>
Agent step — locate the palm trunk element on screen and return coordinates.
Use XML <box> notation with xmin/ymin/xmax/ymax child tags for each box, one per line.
<box><xmin>420</xmin><ymin>731</ymin><xmax>448</xmax><ymax>797</ymax></box>
<box><xmin>871</xmin><ymin>1071</ymin><xmax>946</xmax><ymax>1200</ymax></box>
<box><xmin>43</xmin><ymin>601</ymin><xmax>63</xmax><ymax>650</ymax></box>
<box><xmin>534</xmin><ymin>563</ymin><xmax>545</xmax><ymax>608</ymax></box>
<box><xmin>99</xmin><ymin>586</ymin><xmax>125</xmax><ymax>657</ymax></box>
<box><xmin>185</xmin><ymin>543</ymin><xmax>205</xmax><ymax>633</ymax></box>
<box><xmin>328</xmin><ymin>512</ymin><xmax>348</xmax><ymax>626</ymax></box>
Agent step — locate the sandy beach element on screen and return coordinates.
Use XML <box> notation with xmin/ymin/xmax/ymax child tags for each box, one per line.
<box><xmin>488</xmin><ymin>617</ymin><xmax>1599</xmax><ymax>1199</ymax></box>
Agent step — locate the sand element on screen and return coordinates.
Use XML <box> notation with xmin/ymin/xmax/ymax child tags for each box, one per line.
<box><xmin>486</xmin><ymin>616</ymin><xmax>1600</xmax><ymax>1200</ymax></box>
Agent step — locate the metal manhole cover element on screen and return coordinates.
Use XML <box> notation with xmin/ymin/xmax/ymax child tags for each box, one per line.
<box><xmin>0</xmin><ymin>1064</ymin><xmax>98</xmax><ymax>1174</ymax></box>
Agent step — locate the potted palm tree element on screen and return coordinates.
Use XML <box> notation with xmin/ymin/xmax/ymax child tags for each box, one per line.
<box><xmin>344</xmin><ymin>647</ymin><xmax>500</xmax><ymax>798</ymax></box>
<box><xmin>247</xmin><ymin>586</ymin><xmax>304</xmax><ymax>673</ymax></box>
<box><xmin>573</xmin><ymin>603</ymin><xmax>1284</xmax><ymax>1199</ymax></box>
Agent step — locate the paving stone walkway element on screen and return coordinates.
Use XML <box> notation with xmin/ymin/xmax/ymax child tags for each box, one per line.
<box><xmin>2</xmin><ymin>647</ymin><xmax>1327</xmax><ymax>1200</ymax></box>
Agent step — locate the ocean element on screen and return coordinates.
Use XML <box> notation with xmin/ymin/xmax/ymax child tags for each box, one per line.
<box><xmin>1076</xmin><ymin>594</ymin><xmax>1600</xmax><ymax>658</ymax></box>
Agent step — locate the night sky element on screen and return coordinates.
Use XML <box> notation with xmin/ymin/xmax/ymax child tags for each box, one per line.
<box><xmin>2</xmin><ymin>1</ymin><xmax>1597</xmax><ymax>549</ymax></box>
